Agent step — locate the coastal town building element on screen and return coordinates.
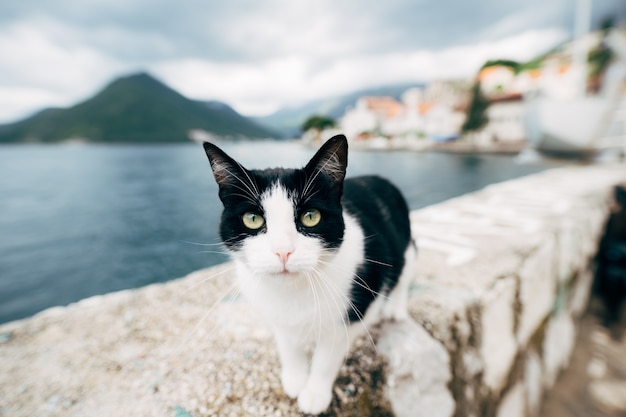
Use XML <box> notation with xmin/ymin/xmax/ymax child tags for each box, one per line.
<box><xmin>339</xmin><ymin>84</ymin><xmax>468</xmax><ymax>143</ymax></box>
<box><xmin>482</xmin><ymin>94</ymin><xmax>526</xmax><ymax>144</ymax></box>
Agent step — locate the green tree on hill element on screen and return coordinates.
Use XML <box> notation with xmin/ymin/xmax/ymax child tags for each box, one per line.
<box><xmin>481</xmin><ymin>59</ymin><xmax>521</xmax><ymax>73</ymax></box>
<box><xmin>301</xmin><ymin>115</ymin><xmax>335</xmax><ymax>132</ymax></box>
<box><xmin>588</xmin><ymin>17</ymin><xmax>615</xmax><ymax>78</ymax></box>
<box><xmin>462</xmin><ymin>82</ymin><xmax>489</xmax><ymax>133</ymax></box>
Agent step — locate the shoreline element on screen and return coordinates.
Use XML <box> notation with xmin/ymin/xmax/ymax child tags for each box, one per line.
<box><xmin>303</xmin><ymin>137</ymin><xmax>530</xmax><ymax>155</ymax></box>
<box><xmin>428</xmin><ymin>140</ymin><xmax>527</xmax><ymax>155</ymax></box>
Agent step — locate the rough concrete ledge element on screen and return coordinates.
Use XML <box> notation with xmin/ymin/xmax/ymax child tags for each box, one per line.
<box><xmin>0</xmin><ymin>164</ymin><xmax>623</xmax><ymax>417</ymax></box>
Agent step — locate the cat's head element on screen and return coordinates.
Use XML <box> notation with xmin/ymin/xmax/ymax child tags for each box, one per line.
<box><xmin>203</xmin><ymin>135</ymin><xmax>348</xmax><ymax>276</ymax></box>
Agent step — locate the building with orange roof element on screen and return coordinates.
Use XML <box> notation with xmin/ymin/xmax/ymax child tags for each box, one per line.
<box><xmin>340</xmin><ymin>85</ymin><xmax>467</xmax><ymax>141</ymax></box>
<box><xmin>478</xmin><ymin>65</ymin><xmax>516</xmax><ymax>97</ymax></box>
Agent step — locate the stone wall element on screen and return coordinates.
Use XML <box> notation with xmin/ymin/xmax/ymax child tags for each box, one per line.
<box><xmin>403</xmin><ymin>164</ymin><xmax>621</xmax><ymax>417</ymax></box>
<box><xmin>0</xmin><ymin>164</ymin><xmax>622</xmax><ymax>417</ymax></box>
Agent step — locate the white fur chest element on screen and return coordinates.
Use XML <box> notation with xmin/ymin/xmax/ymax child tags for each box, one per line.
<box><xmin>234</xmin><ymin>212</ymin><xmax>364</xmax><ymax>340</ymax></box>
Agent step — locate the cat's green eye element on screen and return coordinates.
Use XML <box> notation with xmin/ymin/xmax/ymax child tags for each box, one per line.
<box><xmin>242</xmin><ymin>212</ymin><xmax>265</xmax><ymax>230</ymax></box>
<box><xmin>301</xmin><ymin>209</ymin><xmax>321</xmax><ymax>227</ymax></box>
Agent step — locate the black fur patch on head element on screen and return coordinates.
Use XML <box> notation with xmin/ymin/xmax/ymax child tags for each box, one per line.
<box><xmin>203</xmin><ymin>136</ymin><xmax>350</xmax><ymax>251</ymax></box>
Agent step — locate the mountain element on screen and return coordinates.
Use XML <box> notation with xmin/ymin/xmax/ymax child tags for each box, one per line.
<box><xmin>0</xmin><ymin>73</ymin><xmax>279</xmax><ymax>143</ymax></box>
<box><xmin>253</xmin><ymin>82</ymin><xmax>425</xmax><ymax>138</ymax></box>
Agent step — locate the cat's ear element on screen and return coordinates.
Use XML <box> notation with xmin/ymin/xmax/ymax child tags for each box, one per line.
<box><xmin>304</xmin><ymin>134</ymin><xmax>348</xmax><ymax>186</ymax></box>
<box><xmin>202</xmin><ymin>142</ymin><xmax>250</xmax><ymax>190</ymax></box>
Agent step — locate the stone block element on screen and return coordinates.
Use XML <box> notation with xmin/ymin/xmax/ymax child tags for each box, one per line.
<box><xmin>555</xmin><ymin>217</ymin><xmax>584</xmax><ymax>283</ymax></box>
<box><xmin>524</xmin><ymin>349</ymin><xmax>543</xmax><ymax>417</ymax></box>
<box><xmin>377</xmin><ymin>319</ymin><xmax>455</xmax><ymax>417</ymax></box>
<box><xmin>542</xmin><ymin>312</ymin><xmax>575</xmax><ymax>387</ymax></box>
<box><xmin>496</xmin><ymin>383</ymin><xmax>526</xmax><ymax>417</ymax></box>
<box><xmin>569</xmin><ymin>269</ymin><xmax>593</xmax><ymax>317</ymax></box>
<box><xmin>517</xmin><ymin>237</ymin><xmax>557</xmax><ymax>346</ymax></box>
<box><xmin>479</xmin><ymin>277</ymin><xmax>518</xmax><ymax>392</ymax></box>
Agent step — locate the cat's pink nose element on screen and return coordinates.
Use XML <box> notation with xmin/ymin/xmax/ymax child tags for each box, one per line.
<box><xmin>275</xmin><ymin>250</ymin><xmax>293</xmax><ymax>265</ymax></box>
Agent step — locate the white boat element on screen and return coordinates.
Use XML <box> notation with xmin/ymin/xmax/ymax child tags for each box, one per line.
<box><xmin>523</xmin><ymin>0</ymin><xmax>626</xmax><ymax>157</ymax></box>
<box><xmin>524</xmin><ymin>95</ymin><xmax>620</xmax><ymax>157</ymax></box>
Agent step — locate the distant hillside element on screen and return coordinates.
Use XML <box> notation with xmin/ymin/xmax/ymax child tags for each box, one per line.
<box><xmin>254</xmin><ymin>83</ymin><xmax>424</xmax><ymax>138</ymax></box>
<box><xmin>0</xmin><ymin>73</ymin><xmax>279</xmax><ymax>143</ymax></box>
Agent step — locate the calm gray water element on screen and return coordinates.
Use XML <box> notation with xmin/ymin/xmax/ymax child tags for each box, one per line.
<box><xmin>0</xmin><ymin>141</ymin><xmax>556</xmax><ymax>323</ymax></box>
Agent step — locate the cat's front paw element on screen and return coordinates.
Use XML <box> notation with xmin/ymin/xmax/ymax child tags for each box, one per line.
<box><xmin>281</xmin><ymin>368</ymin><xmax>308</xmax><ymax>398</ymax></box>
<box><xmin>297</xmin><ymin>382</ymin><xmax>333</xmax><ymax>415</ymax></box>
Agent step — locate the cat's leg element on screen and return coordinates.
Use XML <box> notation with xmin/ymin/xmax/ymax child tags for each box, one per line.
<box><xmin>273</xmin><ymin>327</ymin><xmax>309</xmax><ymax>398</ymax></box>
<box><xmin>297</xmin><ymin>324</ymin><xmax>357</xmax><ymax>414</ymax></box>
<box><xmin>382</xmin><ymin>241</ymin><xmax>416</xmax><ymax>321</ymax></box>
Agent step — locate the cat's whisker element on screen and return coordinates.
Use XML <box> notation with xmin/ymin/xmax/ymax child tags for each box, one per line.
<box><xmin>318</xmin><ymin>247</ymin><xmax>394</xmax><ymax>271</ymax></box>
<box><xmin>301</xmin><ymin>158</ymin><xmax>328</xmax><ymax>201</ymax></box>
<box><xmin>306</xmin><ymin>271</ymin><xmax>332</xmax><ymax>348</ymax></box>
<box><xmin>197</xmin><ymin>249</ymin><xmax>230</xmax><ymax>256</ymax></box>
<box><xmin>214</xmin><ymin>165</ymin><xmax>259</xmax><ymax>202</ymax></box>
<box><xmin>314</xmin><ymin>262</ymin><xmax>390</xmax><ymax>350</ymax></box>
<box><xmin>320</xmin><ymin>249</ymin><xmax>393</xmax><ymax>268</ymax></box>
<box><xmin>225</xmin><ymin>183</ymin><xmax>258</xmax><ymax>204</ymax></box>
<box><xmin>301</xmin><ymin>189</ymin><xmax>321</xmax><ymax>206</ymax></box>
<box><xmin>180</xmin><ymin>265</ymin><xmax>236</xmax><ymax>296</ymax></box>
<box><xmin>231</xmin><ymin>192</ymin><xmax>260</xmax><ymax>205</ymax></box>
<box><xmin>301</xmin><ymin>172</ymin><xmax>317</xmax><ymax>203</ymax></box>
<box><xmin>304</xmin><ymin>271</ymin><xmax>325</xmax><ymax>351</ymax></box>
<box><xmin>302</xmin><ymin>144</ymin><xmax>343</xmax><ymax>200</ymax></box>
<box><xmin>317</xmin><ymin>259</ymin><xmax>390</xmax><ymax>301</ymax></box>
<box><xmin>363</xmin><ymin>258</ymin><xmax>393</xmax><ymax>268</ymax></box>
<box><xmin>301</xmin><ymin>272</ymin><xmax>317</xmax><ymax>342</ymax></box>
<box><xmin>181</xmin><ymin>240</ymin><xmax>225</xmax><ymax>247</ymax></box>
<box><xmin>348</xmin><ymin>233</ymin><xmax>379</xmax><ymax>243</ymax></box>
<box><xmin>177</xmin><ymin>280</ymin><xmax>240</xmax><ymax>350</ymax></box>
<box><xmin>182</xmin><ymin>238</ymin><xmax>241</xmax><ymax>257</ymax></box>
<box><xmin>310</xmin><ymin>266</ymin><xmax>376</xmax><ymax>354</ymax></box>
<box><xmin>234</xmin><ymin>160</ymin><xmax>260</xmax><ymax>197</ymax></box>
<box><xmin>308</xmin><ymin>269</ymin><xmax>343</xmax><ymax>345</ymax></box>
<box><xmin>223</xmin><ymin>233</ymin><xmax>249</xmax><ymax>245</ymax></box>
<box><xmin>217</xmin><ymin>178</ymin><xmax>259</xmax><ymax>207</ymax></box>
<box><xmin>310</xmin><ymin>267</ymin><xmax>353</xmax><ymax>355</ymax></box>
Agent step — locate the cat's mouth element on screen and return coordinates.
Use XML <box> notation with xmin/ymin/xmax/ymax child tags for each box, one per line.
<box><xmin>272</xmin><ymin>265</ymin><xmax>305</xmax><ymax>277</ymax></box>
<box><xmin>277</xmin><ymin>266</ymin><xmax>297</xmax><ymax>276</ymax></box>
<box><xmin>248</xmin><ymin>259</ymin><xmax>313</xmax><ymax>277</ymax></box>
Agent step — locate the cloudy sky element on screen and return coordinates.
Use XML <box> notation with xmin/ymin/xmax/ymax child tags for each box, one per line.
<box><xmin>0</xmin><ymin>0</ymin><xmax>624</xmax><ymax>123</ymax></box>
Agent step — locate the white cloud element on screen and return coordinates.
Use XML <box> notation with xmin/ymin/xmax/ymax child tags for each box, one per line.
<box><xmin>0</xmin><ymin>87</ymin><xmax>65</xmax><ymax>121</ymax></box>
<box><xmin>154</xmin><ymin>28</ymin><xmax>568</xmax><ymax>116</ymax></box>
<box><xmin>0</xmin><ymin>18</ymin><xmax>128</xmax><ymax>122</ymax></box>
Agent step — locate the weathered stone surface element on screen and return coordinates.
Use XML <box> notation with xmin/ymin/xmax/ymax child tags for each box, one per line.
<box><xmin>588</xmin><ymin>379</ymin><xmax>626</xmax><ymax>414</ymax></box>
<box><xmin>480</xmin><ymin>277</ymin><xmax>518</xmax><ymax>392</ymax></box>
<box><xmin>517</xmin><ymin>238</ymin><xmax>557</xmax><ymax>346</ymax></box>
<box><xmin>377</xmin><ymin>319</ymin><xmax>455</xmax><ymax>417</ymax></box>
<box><xmin>542</xmin><ymin>312</ymin><xmax>576</xmax><ymax>387</ymax></box>
<box><xmin>524</xmin><ymin>349</ymin><xmax>542</xmax><ymax>416</ymax></box>
<box><xmin>569</xmin><ymin>269</ymin><xmax>594</xmax><ymax>318</ymax></box>
<box><xmin>496</xmin><ymin>383</ymin><xmax>526</xmax><ymax>417</ymax></box>
<box><xmin>408</xmin><ymin>164</ymin><xmax>621</xmax><ymax>415</ymax></box>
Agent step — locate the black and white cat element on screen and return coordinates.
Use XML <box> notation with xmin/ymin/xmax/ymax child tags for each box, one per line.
<box><xmin>203</xmin><ymin>134</ymin><xmax>415</xmax><ymax>415</ymax></box>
